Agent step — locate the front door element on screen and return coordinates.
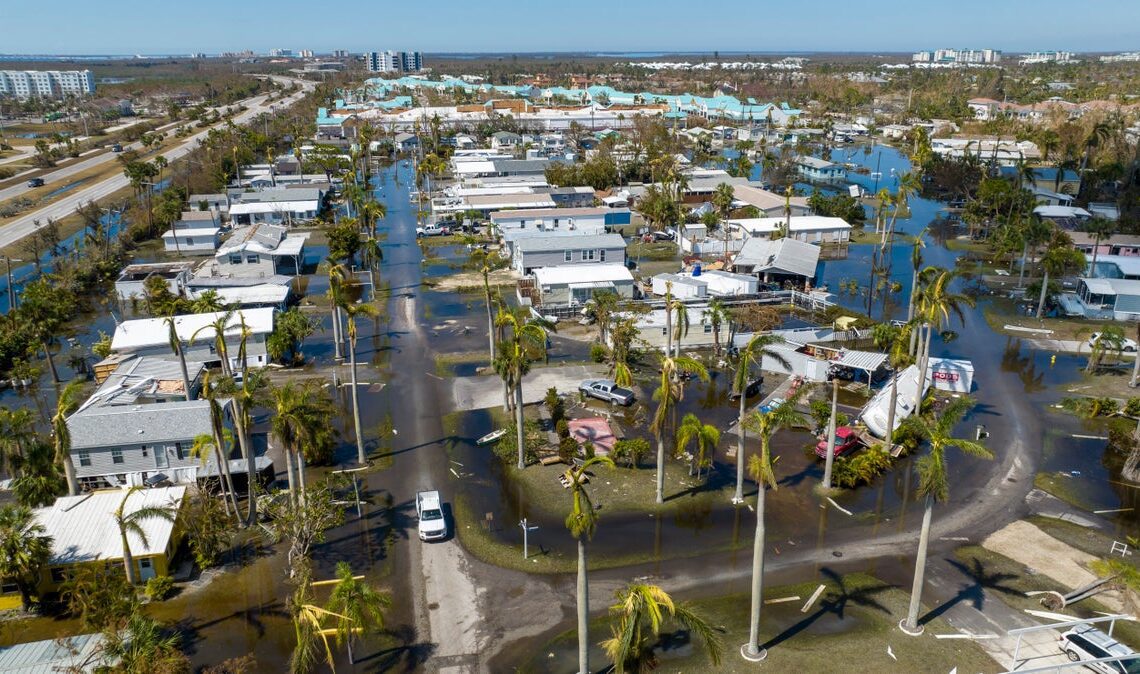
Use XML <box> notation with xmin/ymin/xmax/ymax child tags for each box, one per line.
<box><xmin>138</xmin><ymin>557</ymin><xmax>156</xmax><ymax>582</ymax></box>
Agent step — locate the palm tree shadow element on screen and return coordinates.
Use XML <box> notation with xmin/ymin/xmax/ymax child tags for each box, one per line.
<box><xmin>353</xmin><ymin>622</ymin><xmax>436</xmax><ymax>671</ymax></box>
<box><xmin>664</xmin><ymin>462</ymin><xmax>735</xmax><ymax>502</ymax></box>
<box><xmin>761</xmin><ymin>568</ymin><xmax>893</xmax><ymax>651</ymax></box>
<box><xmin>918</xmin><ymin>556</ymin><xmax>1022</xmax><ymax>626</ymax></box>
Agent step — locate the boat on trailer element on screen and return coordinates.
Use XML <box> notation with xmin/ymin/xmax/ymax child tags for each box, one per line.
<box><xmin>860</xmin><ymin>365</ymin><xmax>931</xmax><ymax>439</ymax></box>
<box><xmin>477</xmin><ymin>429</ymin><xmax>507</xmax><ymax>445</ymax></box>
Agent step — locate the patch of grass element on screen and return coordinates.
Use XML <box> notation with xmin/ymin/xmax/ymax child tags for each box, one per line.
<box><xmin>520</xmin><ymin>572</ymin><xmax>997</xmax><ymax>673</ymax></box>
<box><xmin>1034</xmin><ymin>472</ymin><xmax>1097</xmax><ymax>512</ymax></box>
<box><xmin>941</xmin><ymin>237</ymin><xmax>991</xmax><ymax>254</ymax></box>
<box><xmin>418</xmin><ymin>233</ymin><xmax>474</xmax><ymax>247</ymax></box>
<box><xmin>1028</xmin><ymin>515</ymin><xmax>1122</xmax><ymax>560</ymax></box>
<box><xmin>627</xmin><ymin>240</ymin><xmax>679</xmax><ymax>262</ymax></box>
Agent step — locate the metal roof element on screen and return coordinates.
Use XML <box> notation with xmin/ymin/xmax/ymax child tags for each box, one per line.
<box><xmin>91</xmin><ymin>356</ymin><xmax>204</xmax><ymax>405</ymax></box>
<box><xmin>516</xmin><ymin>233</ymin><xmax>625</xmax><ymax>252</ymax></box>
<box><xmin>0</xmin><ymin>634</ymin><xmax>111</xmax><ymax>674</ymax></box>
<box><xmin>35</xmin><ymin>487</ymin><xmax>185</xmax><ymax>564</ymax></box>
<box><xmin>532</xmin><ymin>263</ymin><xmax>633</xmax><ymax>286</ymax></box>
<box><xmin>734</xmin><ymin>237</ymin><xmax>821</xmax><ymax>278</ymax></box>
<box><xmin>833</xmin><ymin>349</ymin><xmax>888</xmax><ymax>372</ymax></box>
<box><xmin>110</xmin><ymin>308</ymin><xmax>275</xmax><ymax>351</ymax></box>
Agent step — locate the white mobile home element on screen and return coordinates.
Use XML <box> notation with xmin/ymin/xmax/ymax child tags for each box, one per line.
<box><xmin>162</xmin><ymin>227</ymin><xmax>221</xmax><ymax>256</ymax></box>
<box><xmin>530</xmin><ymin>263</ymin><xmax>635</xmax><ymax>307</ymax></box>
<box><xmin>114</xmin><ymin>262</ymin><xmax>195</xmax><ymax>302</ymax></box>
<box><xmin>491</xmin><ymin>207</ymin><xmax>615</xmax><ymax>234</ymax></box>
<box><xmin>511</xmin><ymin>232</ymin><xmax>626</xmax><ymax>274</ymax></box>
<box><xmin>110</xmin><ymin>308</ymin><xmax>275</xmax><ymax>370</ymax></box>
<box><xmin>689</xmin><ymin>269</ymin><xmax>758</xmax><ymax>296</ymax></box>
<box><xmin>727</xmin><ymin>216</ymin><xmax>852</xmax><ymax>245</ymax></box>
<box><xmin>210</xmin><ymin>224</ymin><xmax>308</xmax><ymax>278</ymax></box>
<box><xmin>651</xmin><ymin>273</ymin><xmax>707</xmax><ymax>299</ymax></box>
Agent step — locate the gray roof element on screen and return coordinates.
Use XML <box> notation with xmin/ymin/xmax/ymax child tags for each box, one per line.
<box><xmin>91</xmin><ymin>356</ymin><xmax>204</xmax><ymax>406</ymax></box>
<box><xmin>0</xmin><ymin>634</ymin><xmax>111</xmax><ymax>673</ymax></box>
<box><xmin>235</xmin><ymin>188</ymin><xmax>323</xmax><ymax>204</ymax></box>
<box><xmin>491</xmin><ymin>158</ymin><xmax>552</xmax><ymax>173</ymax></box>
<box><xmin>516</xmin><ymin>233</ymin><xmax>626</xmax><ymax>252</ymax></box>
<box><xmin>67</xmin><ymin>399</ymin><xmax>224</xmax><ymax>450</ymax></box>
<box><xmin>734</xmin><ymin>237</ymin><xmax>820</xmax><ymax>278</ymax></box>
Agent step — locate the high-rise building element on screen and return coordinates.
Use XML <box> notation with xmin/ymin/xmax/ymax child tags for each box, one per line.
<box><xmin>367</xmin><ymin>50</ymin><xmax>423</xmax><ymax>73</ymax></box>
<box><xmin>269</xmin><ymin>48</ymin><xmax>294</xmax><ymax>57</ymax></box>
<box><xmin>0</xmin><ymin>70</ymin><xmax>95</xmax><ymax>99</ymax></box>
<box><xmin>914</xmin><ymin>48</ymin><xmax>1001</xmax><ymax>64</ymax></box>
<box><xmin>332</xmin><ymin>50</ymin><xmax>350</xmax><ymax>58</ymax></box>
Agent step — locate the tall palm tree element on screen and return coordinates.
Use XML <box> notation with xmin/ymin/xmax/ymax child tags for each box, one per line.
<box><xmin>731</xmin><ymin>334</ymin><xmax>788</xmax><ymax>503</ymax></box>
<box><xmin>676</xmin><ymin>413</ymin><xmax>719</xmax><ymax>479</ymax></box>
<box><xmin>325</xmin><ymin>561</ymin><xmax>391</xmax><ymax>665</ymax></box>
<box><xmin>703</xmin><ymin>298</ymin><xmax>731</xmax><ymax>357</ymax></box>
<box><xmin>742</xmin><ymin>388</ymin><xmax>806</xmax><ymax>660</ymax></box>
<box><xmin>608</xmin><ymin>318</ymin><xmax>637</xmax><ymax>388</ymax></box>
<box><xmin>189</xmin><ymin>431</ymin><xmax>238</xmax><ymax>520</ymax></box>
<box><xmin>0</xmin><ymin>505</ymin><xmax>52</xmax><ymax>610</ymax></box>
<box><xmin>0</xmin><ymin>407</ymin><xmax>38</xmax><ymax>479</ymax></box>
<box><xmin>114</xmin><ymin>487</ymin><xmax>176</xmax><ymax>585</ymax></box>
<box><xmin>873</xmin><ymin>321</ymin><xmax>915</xmax><ymax>449</ymax></box>
<box><xmin>713</xmin><ymin>182</ymin><xmax>736</xmax><ymax>261</ymax></box>
<box><xmin>650</xmin><ymin>354</ymin><xmax>709</xmax><ymax>504</ymax></box>
<box><xmin>336</xmin><ymin>285</ymin><xmax>379</xmax><ymax>466</ymax></box>
<box><xmin>469</xmin><ymin>247</ymin><xmax>501</xmax><ymax>362</ymax></box>
<box><xmin>359</xmin><ymin>200</ymin><xmax>387</xmax><ymax>237</ymax></box>
<box><xmin>1017</xmin><ymin>216</ymin><xmax>1052</xmax><ymax>290</ymax></box>
<box><xmin>904</xmin><ymin>230</ymin><xmax>927</xmax><ymax>355</ymax></box>
<box><xmin>602</xmin><ymin>582</ymin><xmax>722</xmax><ymax>673</ymax></box>
<box><xmin>493</xmin><ymin>307</ymin><xmax>554</xmax><ymax>470</ymax></box>
<box><xmin>1035</xmin><ymin>231</ymin><xmax>1086</xmax><ymax>319</ymax></box>
<box><xmin>270</xmin><ymin>382</ymin><xmax>312</xmax><ymax>502</ymax></box>
<box><xmin>913</xmin><ymin>268</ymin><xmax>975</xmax><ymax>406</ymax></box>
<box><xmin>899</xmin><ymin>397</ymin><xmax>991</xmax><ymax>634</ymax></box>
<box><xmin>326</xmin><ymin>260</ymin><xmax>348</xmax><ymax>362</ymax></box>
<box><xmin>190</xmin><ymin>308</ymin><xmax>237</xmax><ymax>377</ymax></box>
<box><xmin>198</xmin><ymin>371</ymin><xmax>241</xmax><ymax>520</ymax></box>
<box><xmin>163</xmin><ymin>315</ymin><xmax>193</xmax><ymax>402</ymax></box>
<box><xmin>52</xmin><ymin>380</ymin><xmax>84</xmax><ymax>496</ymax></box>
<box><xmin>564</xmin><ymin>455</ymin><xmax>615</xmax><ymax>674</ymax></box>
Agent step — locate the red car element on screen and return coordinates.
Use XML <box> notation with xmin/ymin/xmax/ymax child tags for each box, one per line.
<box><xmin>815</xmin><ymin>426</ymin><xmax>861</xmax><ymax>459</ymax></box>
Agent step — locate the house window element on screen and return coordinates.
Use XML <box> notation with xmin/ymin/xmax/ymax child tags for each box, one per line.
<box><xmin>185</xmin><ymin>238</ymin><xmax>194</xmax><ymax>246</ymax></box>
<box><xmin>599</xmin><ymin>249</ymin><xmax>606</xmax><ymax>262</ymax></box>
<box><xmin>564</xmin><ymin>251</ymin><xmax>572</xmax><ymax>262</ymax></box>
<box><xmin>246</xmin><ymin>254</ymin><xmax>260</xmax><ymax>264</ymax></box>
<box><xmin>140</xmin><ymin>445</ymin><xmax>149</xmax><ymax>458</ymax></box>
<box><xmin>228</xmin><ymin>254</ymin><xmax>242</xmax><ymax>265</ymax></box>
<box><xmin>584</xmin><ymin>249</ymin><xmax>595</xmax><ymax>261</ymax></box>
<box><xmin>553</xmin><ymin>219</ymin><xmax>560</xmax><ymax>228</ymax></box>
<box><xmin>1</xmin><ymin>580</ymin><xmax>18</xmax><ymax>594</ymax></box>
<box><xmin>112</xmin><ymin>449</ymin><xmax>124</xmax><ymax>464</ymax></box>
<box><xmin>174</xmin><ymin>443</ymin><xmax>185</xmax><ymax>461</ymax></box>
<box><xmin>78</xmin><ymin>450</ymin><xmax>91</xmax><ymax>467</ymax></box>
<box><xmin>704</xmin><ymin>324</ymin><xmax>713</xmax><ymax>333</ymax></box>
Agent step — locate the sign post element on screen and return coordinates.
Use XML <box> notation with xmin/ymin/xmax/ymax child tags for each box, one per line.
<box><xmin>520</xmin><ymin>518</ymin><xmax>539</xmax><ymax>559</ymax></box>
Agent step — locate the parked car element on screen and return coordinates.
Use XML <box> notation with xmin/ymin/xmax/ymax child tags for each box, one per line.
<box><xmin>26</xmin><ymin>178</ymin><xmax>44</xmax><ymax>188</ymax></box>
<box><xmin>415</xmin><ymin>490</ymin><xmax>448</xmax><ymax>542</ymax></box>
<box><xmin>815</xmin><ymin>426</ymin><xmax>861</xmax><ymax>459</ymax></box>
<box><xmin>759</xmin><ymin>396</ymin><xmax>785</xmax><ymax>414</ymax></box>
<box><xmin>1057</xmin><ymin>625</ymin><xmax>1139</xmax><ymax>673</ymax></box>
<box><xmin>579</xmin><ymin>379</ymin><xmax>635</xmax><ymax>406</ymax></box>
<box><xmin>1089</xmin><ymin>332</ymin><xmax>1138</xmax><ymax>353</ymax></box>
<box><xmin>651</xmin><ymin>229</ymin><xmax>675</xmax><ymax>242</ymax></box>
<box><xmin>729</xmin><ymin>377</ymin><xmax>764</xmax><ymax>401</ymax></box>
<box><xmin>110</xmin><ymin>143</ymin><xmax>123</xmax><ymax>152</ymax></box>
<box><xmin>416</xmin><ymin>224</ymin><xmax>448</xmax><ymax>237</ymax></box>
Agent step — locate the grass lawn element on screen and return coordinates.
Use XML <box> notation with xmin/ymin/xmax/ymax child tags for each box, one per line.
<box><xmin>627</xmin><ymin>240</ymin><xmax>680</xmax><ymax>262</ymax></box>
<box><xmin>981</xmin><ymin>301</ymin><xmax>1108</xmax><ymax>342</ymax></box>
<box><xmin>521</xmin><ymin>573</ymin><xmax>999</xmax><ymax>673</ymax></box>
<box><xmin>434</xmin><ymin>351</ymin><xmax>490</xmax><ymax>377</ymax></box>
<box><xmin>942</xmin><ymin>237</ymin><xmax>991</xmax><ymax>254</ymax></box>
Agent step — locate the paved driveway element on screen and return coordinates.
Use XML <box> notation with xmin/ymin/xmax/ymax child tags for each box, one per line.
<box><xmin>450</xmin><ymin>364</ymin><xmax>605</xmax><ymax>411</ymax></box>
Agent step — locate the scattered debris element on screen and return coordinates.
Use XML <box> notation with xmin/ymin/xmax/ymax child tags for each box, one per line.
<box><xmin>886</xmin><ymin>644</ymin><xmax>896</xmax><ymax>660</ymax></box>
<box><xmin>802</xmin><ymin>584</ymin><xmax>826</xmax><ymax>613</ymax></box>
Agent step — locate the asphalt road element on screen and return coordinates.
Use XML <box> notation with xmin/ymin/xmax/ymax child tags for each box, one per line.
<box><xmin>0</xmin><ymin>76</ymin><xmax>315</xmax><ymax>250</ymax></box>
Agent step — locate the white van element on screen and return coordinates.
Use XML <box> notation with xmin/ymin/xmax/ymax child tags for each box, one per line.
<box><xmin>1058</xmin><ymin>625</ymin><xmax>1140</xmax><ymax>673</ymax></box>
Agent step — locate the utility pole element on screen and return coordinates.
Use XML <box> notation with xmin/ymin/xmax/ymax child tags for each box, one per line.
<box><xmin>822</xmin><ymin>377</ymin><xmax>839</xmax><ymax>490</ymax></box>
<box><xmin>4</xmin><ymin>256</ymin><xmax>24</xmax><ymax>313</ymax></box>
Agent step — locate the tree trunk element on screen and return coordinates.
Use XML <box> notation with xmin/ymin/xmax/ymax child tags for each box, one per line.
<box><xmin>903</xmin><ymin>494</ymin><xmax>934</xmax><ymax>633</ymax></box>
<box><xmin>43</xmin><ymin>339</ymin><xmax>59</xmax><ymax>383</ymax></box>
<box><xmin>284</xmin><ymin>441</ymin><xmax>298</xmax><ymax>504</ymax></box>
<box><xmin>1132</xmin><ymin>322</ymin><xmax>1140</xmax><ymax>388</ymax></box>
<box><xmin>908</xmin><ymin>267</ymin><xmax>919</xmax><ymax>356</ymax></box>
<box><xmin>333</xmin><ymin>306</ymin><xmax>344</xmax><ymax>361</ymax></box>
<box><xmin>122</xmin><ymin>532</ymin><xmax>137</xmax><ymax>585</ymax></box>
<box><xmin>62</xmin><ymin>453</ymin><xmax>79</xmax><ymax>496</ymax></box>
<box><xmin>576</xmin><ymin>538</ymin><xmax>590</xmax><ymax>674</ymax></box>
<box><xmin>515</xmin><ymin>383</ymin><xmax>526</xmax><ymax>470</ymax></box>
<box><xmin>178</xmin><ymin>348</ymin><xmax>193</xmax><ymax>401</ymax></box>
<box><xmin>1017</xmin><ymin>240</ymin><xmax>1028</xmax><ymax>289</ymax></box>
<box><xmin>297</xmin><ymin>450</ymin><xmax>308</xmax><ymax>502</ymax></box>
<box><xmin>1036</xmin><ymin>269</ymin><xmax>1050</xmax><ymax>319</ymax></box>
<box><xmin>656</xmin><ymin>437</ymin><xmax>666</xmax><ymax>504</ymax></box>
<box><xmin>665</xmin><ymin>304</ymin><xmax>673</xmax><ymax>357</ymax></box>
<box><xmin>734</xmin><ymin>390</ymin><xmax>747</xmax><ymax>503</ymax></box>
<box><xmin>1091</xmin><ymin>237</ymin><xmax>1100</xmax><ymax>279</ymax></box>
<box><xmin>822</xmin><ymin>378</ymin><xmax>838</xmax><ymax>489</ymax></box>
<box><xmin>234</xmin><ymin>409</ymin><xmax>256</xmax><ymax>526</ymax></box>
<box><xmin>212</xmin><ymin>426</ymin><xmax>240</xmax><ymax>519</ymax></box>
<box><xmin>485</xmin><ymin>283</ymin><xmax>496</xmax><ymax>362</ymax></box>
<box><xmin>350</xmin><ymin>339</ymin><xmax>366</xmax><ymax>465</ymax></box>
<box><xmin>745</xmin><ymin>482</ymin><xmax>767</xmax><ymax>658</ymax></box>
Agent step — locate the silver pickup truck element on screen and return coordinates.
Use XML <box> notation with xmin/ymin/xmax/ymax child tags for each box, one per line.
<box><xmin>579</xmin><ymin>379</ymin><xmax>635</xmax><ymax>406</ymax></box>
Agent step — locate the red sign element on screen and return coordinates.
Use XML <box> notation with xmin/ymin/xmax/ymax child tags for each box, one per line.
<box><xmin>932</xmin><ymin>370</ymin><xmax>960</xmax><ymax>382</ymax></box>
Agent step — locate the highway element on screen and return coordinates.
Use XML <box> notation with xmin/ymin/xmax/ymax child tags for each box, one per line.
<box><xmin>0</xmin><ymin>76</ymin><xmax>316</xmax><ymax>250</ymax></box>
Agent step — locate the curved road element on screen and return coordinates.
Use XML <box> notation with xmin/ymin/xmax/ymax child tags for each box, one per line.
<box><xmin>0</xmin><ymin>76</ymin><xmax>316</xmax><ymax>250</ymax></box>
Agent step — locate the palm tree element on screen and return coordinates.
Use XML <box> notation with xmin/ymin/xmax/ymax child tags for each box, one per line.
<box><xmin>713</xmin><ymin>182</ymin><xmax>736</xmax><ymax>261</ymax></box>
<box><xmin>904</xmin><ymin>230</ymin><xmax>926</xmax><ymax>354</ymax></box>
<box><xmin>873</xmin><ymin>321</ymin><xmax>915</xmax><ymax>450</ymax></box>
<box><xmin>676</xmin><ymin>413</ymin><xmax>719</xmax><ymax>479</ymax></box>
<box><xmin>1082</xmin><ymin>217</ymin><xmax>1118</xmax><ymax>279</ymax></box>
<box><xmin>493</xmin><ymin>307</ymin><xmax>554</xmax><ymax>470</ymax></box>
<box><xmin>1035</xmin><ymin>231</ymin><xmax>1087</xmax><ymax>319</ymax></box>
<box><xmin>336</xmin><ymin>286</ymin><xmax>379</xmax><ymax>466</ymax></box>
<box><xmin>608</xmin><ymin>318</ymin><xmax>637</xmax><ymax>388</ymax></box>
<box><xmin>52</xmin><ymin>380</ymin><xmax>84</xmax><ymax>496</ymax></box>
<box><xmin>731</xmin><ymin>334</ymin><xmax>788</xmax><ymax>503</ymax></box>
<box><xmin>164</xmin><ymin>315</ymin><xmax>193</xmax><ymax>402</ymax></box>
<box><xmin>325</xmin><ymin>561</ymin><xmax>391</xmax><ymax>665</ymax></box>
<box><xmin>0</xmin><ymin>407</ymin><xmax>38</xmax><ymax>478</ymax></box>
<box><xmin>601</xmin><ymin>582</ymin><xmax>722</xmax><ymax>673</ymax></box>
<box><xmin>190</xmin><ymin>308</ymin><xmax>237</xmax><ymax>377</ymax></box>
<box><xmin>650</xmin><ymin>354</ymin><xmax>709</xmax><ymax>503</ymax></box>
<box><xmin>913</xmin><ymin>268</ymin><xmax>975</xmax><ymax>406</ymax></box>
<box><xmin>469</xmin><ymin>247</ymin><xmax>501</xmax><ymax>362</ymax></box>
<box><xmin>1017</xmin><ymin>216</ymin><xmax>1052</xmax><ymax>290</ymax></box>
<box><xmin>1086</xmin><ymin>326</ymin><xmax>1125</xmax><ymax>372</ymax></box>
<box><xmin>189</xmin><ymin>430</ymin><xmax>239</xmax><ymax>521</ymax></box>
<box><xmin>325</xmin><ymin>260</ymin><xmax>348</xmax><ymax>362</ymax></box>
<box><xmin>114</xmin><ymin>487</ymin><xmax>176</xmax><ymax>585</ymax></box>
<box><xmin>742</xmin><ymin>388</ymin><xmax>806</xmax><ymax>660</ymax></box>
<box><xmin>198</xmin><ymin>371</ymin><xmax>241</xmax><ymax>520</ymax></box>
<box><xmin>270</xmin><ymin>382</ymin><xmax>315</xmax><ymax>502</ymax></box>
<box><xmin>0</xmin><ymin>505</ymin><xmax>52</xmax><ymax>609</ymax></box>
<box><xmin>899</xmin><ymin>397</ymin><xmax>992</xmax><ymax>634</ymax></box>
<box><xmin>359</xmin><ymin>200</ymin><xmax>387</xmax><ymax>236</ymax></box>
<box><xmin>564</xmin><ymin>455</ymin><xmax>615</xmax><ymax>674</ymax></box>
<box><xmin>703</xmin><ymin>298</ymin><xmax>730</xmax><ymax>356</ymax></box>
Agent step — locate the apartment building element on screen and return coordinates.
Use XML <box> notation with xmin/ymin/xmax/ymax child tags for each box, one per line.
<box><xmin>367</xmin><ymin>50</ymin><xmax>423</xmax><ymax>73</ymax></box>
<box><xmin>0</xmin><ymin>70</ymin><xmax>95</xmax><ymax>99</ymax></box>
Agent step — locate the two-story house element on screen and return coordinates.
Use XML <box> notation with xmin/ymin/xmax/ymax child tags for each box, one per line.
<box><xmin>511</xmin><ymin>232</ymin><xmax>627</xmax><ymax>274</ymax></box>
<box><xmin>208</xmin><ymin>224</ymin><xmax>308</xmax><ymax>278</ymax></box>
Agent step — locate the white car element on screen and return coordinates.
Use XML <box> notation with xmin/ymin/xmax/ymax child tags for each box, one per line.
<box><xmin>1089</xmin><ymin>332</ymin><xmax>1138</xmax><ymax>352</ymax></box>
<box><xmin>416</xmin><ymin>490</ymin><xmax>448</xmax><ymax>541</ymax></box>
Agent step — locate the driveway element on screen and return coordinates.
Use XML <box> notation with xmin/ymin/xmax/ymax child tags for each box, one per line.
<box><xmin>450</xmin><ymin>364</ymin><xmax>605</xmax><ymax>411</ymax></box>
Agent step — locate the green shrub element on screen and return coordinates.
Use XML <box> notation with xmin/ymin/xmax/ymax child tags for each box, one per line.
<box><xmin>496</xmin><ymin>419</ymin><xmax>544</xmax><ymax>465</ymax></box>
<box><xmin>556</xmin><ymin>419</ymin><xmax>570</xmax><ymax>438</ymax></box>
<box><xmin>612</xmin><ymin>437</ymin><xmax>651</xmax><ymax>468</ymax></box>
<box><xmin>144</xmin><ymin>575</ymin><xmax>175</xmax><ymax>601</ymax></box>
<box><xmin>1126</xmin><ymin>397</ymin><xmax>1140</xmax><ymax>418</ymax></box>
<box><xmin>831</xmin><ymin>448</ymin><xmax>893</xmax><ymax>489</ymax></box>
<box><xmin>559</xmin><ymin>437</ymin><xmax>579</xmax><ymax>462</ymax></box>
<box><xmin>590</xmin><ymin>343</ymin><xmax>609</xmax><ymax>363</ymax></box>
<box><xmin>545</xmin><ymin>387</ymin><xmax>565</xmax><ymax>425</ymax></box>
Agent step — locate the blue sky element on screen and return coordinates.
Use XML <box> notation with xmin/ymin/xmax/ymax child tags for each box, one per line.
<box><xmin>4</xmin><ymin>0</ymin><xmax>1139</xmax><ymax>55</ymax></box>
